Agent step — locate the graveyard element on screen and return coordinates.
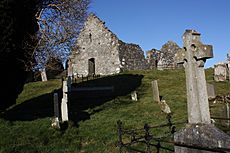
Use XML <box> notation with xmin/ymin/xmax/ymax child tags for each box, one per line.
<box><xmin>2</xmin><ymin>0</ymin><xmax>230</xmax><ymax>152</ymax></box>
<box><xmin>0</xmin><ymin>67</ymin><xmax>229</xmax><ymax>152</ymax></box>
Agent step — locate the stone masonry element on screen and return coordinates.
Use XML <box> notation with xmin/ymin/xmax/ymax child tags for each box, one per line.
<box><xmin>146</xmin><ymin>48</ymin><xmax>161</xmax><ymax>69</ymax></box>
<box><xmin>70</xmin><ymin>14</ymin><xmax>148</xmax><ymax>76</ymax></box>
<box><xmin>146</xmin><ymin>41</ymin><xmax>182</xmax><ymax>70</ymax></box>
<box><xmin>158</xmin><ymin>41</ymin><xmax>181</xmax><ymax>69</ymax></box>
<box><xmin>214</xmin><ymin>54</ymin><xmax>230</xmax><ymax>81</ymax></box>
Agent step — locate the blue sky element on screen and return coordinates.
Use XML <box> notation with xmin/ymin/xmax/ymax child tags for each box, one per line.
<box><xmin>89</xmin><ymin>0</ymin><xmax>230</xmax><ymax>68</ymax></box>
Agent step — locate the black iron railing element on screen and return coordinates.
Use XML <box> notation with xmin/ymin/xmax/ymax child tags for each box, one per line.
<box><xmin>117</xmin><ymin>115</ymin><xmax>186</xmax><ymax>153</ymax></box>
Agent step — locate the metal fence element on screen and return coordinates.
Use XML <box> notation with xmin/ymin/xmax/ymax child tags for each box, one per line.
<box><xmin>117</xmin><ymin>115</ymin><xmax>186</xmax><ymax>153</ymax></box>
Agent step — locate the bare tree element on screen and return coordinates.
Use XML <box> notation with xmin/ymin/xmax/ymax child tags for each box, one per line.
<box><xmin>35</xmin><ymin>0</ymin><xmax>90</xmax><ymax>70</ymax></box>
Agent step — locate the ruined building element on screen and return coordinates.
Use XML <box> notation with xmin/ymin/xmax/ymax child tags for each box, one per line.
<box><xmin>146</xmin><ymin>48</ymin><xmax>161</xmax><ymax>69</ymax></box>
<box><xmin>70</xmin><ymin>14</ymin><xmax>148</xmax><ymax>76</ymax></box>
<box><xmin>146</xmin><ymin>41</ymin><xmax>181</xmax><ymax>69</ymax></box>
<box><xmin>158</xmin><ymin>41</ymin><xmax>181</xmax><ymax>69</ymax></box>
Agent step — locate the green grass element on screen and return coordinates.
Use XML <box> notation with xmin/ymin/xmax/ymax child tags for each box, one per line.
<box><xmin>0</xmin><ymin>68</ymin><xmax>229</xmax><ymax>153</ymax></box>
<box><xmin>16</xmin><ymin>79</ymin><xmax>62</xmax><ymax>105</ymax></box>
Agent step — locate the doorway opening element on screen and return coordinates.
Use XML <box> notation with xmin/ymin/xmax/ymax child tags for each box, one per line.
<box><xmin>88</xmin><ymin>58</ymin><xmax>95</xmax><ymax>75</ymax></box>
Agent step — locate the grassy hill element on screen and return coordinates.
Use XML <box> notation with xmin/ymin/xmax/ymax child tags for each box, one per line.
<box><xmin>0</xmin><ymin>68</ymin><xmax>229</xmax><ymax>153</ymax></box>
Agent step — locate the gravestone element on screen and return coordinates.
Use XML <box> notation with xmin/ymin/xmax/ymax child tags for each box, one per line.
<box><xmin>223</xmin><ymin>95</ymin><xmax>230</xmax><ymax>127</ymax></box>
<box><xmin>41</xmin><ymin>68</ymin><xmax>47</xmax><ymax>82</ymax></box>
<box><xmin>174</xmin><ymin>29</ymin><xmax>230</xmax><ymax>153</ymax></box>
<box><xmin>214</xmin><ymin>63</ymin><xmax>228</xmax><ymax>81</ymax></box>
<box><xmin>159</xmin><ymin>100</ymin><xmax>171</xmax><ymax>114</ymax></box>
<box><xmin>131</xmin><ymin>91</ymin><xmax>138</xmax><ymax>101</ymax></box>
<box><xmin>67</xmin><ymin>59</ymin><xmax>73</xmax><ymax>78</ymax></box>
<box><xmin>207</xmin><ymin>83</ymin><xmax>216</xmax><ymax>100</ymax></box>
<box><xmin>61</xmin><ymin>80</ymin><xmax>68</xmax><ymax>122</ymax></box>
<box><xmin>67</xmin><ymin>76</ymin><xmax>72</xmax><ymax>90</ymax></box>
<box><xmin>151</xmin><ymin>80</ymin><xmax>160</xmax><ymax>102</ymax></box>
<box><xmin>51</xmin><ymin>92</ymin><xmax>60</xmax><ymax>129</ymax></box>
<box><xmin>223</xmin><ymin>101</ymin><xmax>230</xmax><ymax>127</ymax></box>
<box><xmin>175</xmin><ymin>29</ymin><xmax>212</xmax><ymax>124</ymax></box>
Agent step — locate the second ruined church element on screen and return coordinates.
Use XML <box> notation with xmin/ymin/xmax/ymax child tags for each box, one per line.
<box><xmin>70</xmin><ymin>14</ymin><xmax>148</xmax><ymax>76</ymax></box>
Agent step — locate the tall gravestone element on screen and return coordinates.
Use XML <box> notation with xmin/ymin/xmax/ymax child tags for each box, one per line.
<box><xmin>174</xmin><ymin>30</ymin><xmax>230</xmax><ymax>153</ymax></box>
<box><xmin>176</xmin><ymin>29</ymin><xmax>212</xmax><ymax>124</ymax></box>
<box><xmin>41</xmin><ymin>68</ymin><xmax>47</xmax><ymax>82</ymax></box>
<box><xmin>51</xmin><ymin>92</ymin><xmax>60</xmax><ymax>129</ymax></box>
<box><xmin>61</xmin><ymin>80</ymin><xmax>69</xmax><ymax>122</ymax></box>
<box><xmin>206</xmin><ymin>83</ymin><xmax>216</xmax><ymax>100</ymax></box>
<box><xmin>67</xmin><ymin>59</ymin><xmax>73</xmax><ymax>78</ymax></box>
<box><xmin>151</xmin><ymin>80</ymin><xmax>160</xmax><ymax>102</ymax></box>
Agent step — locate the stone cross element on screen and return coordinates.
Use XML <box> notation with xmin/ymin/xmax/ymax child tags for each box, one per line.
<box><xmin>175</xmin><ymin>29</ymin><xmax>213</xmax><ymax>124</ymax></box>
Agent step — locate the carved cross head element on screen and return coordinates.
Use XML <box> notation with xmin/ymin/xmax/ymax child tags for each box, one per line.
<box><xmin>175</xmin><ymin>29</ymin><xmax>213</xmax><ymax>65</ymax></box>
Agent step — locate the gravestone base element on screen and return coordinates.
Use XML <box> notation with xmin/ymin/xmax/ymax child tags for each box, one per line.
<box><xmin>174</xmin><ymin>124</ymin><xmax>230</xmax><ymax>153</ymax></box>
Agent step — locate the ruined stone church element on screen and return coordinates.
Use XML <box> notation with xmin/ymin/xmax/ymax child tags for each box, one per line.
<box><xmin>69</xmin><ymin>14</ymin><xmax>148</xmax><ymax>76</ymax></box>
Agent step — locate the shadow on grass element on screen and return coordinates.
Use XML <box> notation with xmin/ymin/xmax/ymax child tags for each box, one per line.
<box><xmin>2</xmin><ymin>74</ymin><xmax>143</xmax><ymax>126</ymax></box>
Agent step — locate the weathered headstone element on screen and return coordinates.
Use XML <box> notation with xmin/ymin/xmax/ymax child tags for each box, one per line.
<box><xmin>174</xmin><ymin>29</ymin><xmax>230</xmax><ymax>153</ymax></box>
<box><xmin>131</xmin><ymin>91</ymin><xmax>138</xmax><ymax>101</ymax></box>
<box><xmin>214</xmin><ymin>63</ymin><xmax>228</xmax><ymax>81</ymax></box>
<box><xmin>51</xmin><ymin>92</ymin><xmax>60</xmax><ymax>129</ymax></box>
<box><xmin>61</xmin><ymin>80</ymin><xmax>68</xmax><ymax>122</ymax></box>
<box><xmin>223</xmin><ymin>96</ymin><xmax>230</xmax><ymax>127</ymax></box>
<box><xmin>224</xmin><ymin>102</ymin><xmax>230</xmax><ymax>127</ymax></box>
<box><xmin>67</xmin><ymin>59</ymin><xmax>73</xmax><ymax>78</ymax></box>
<box><xmin>151</xmin><ymin>80</ymin><xmax>160</xmax><ymax>102</ymax></box>
<box><xmin>67</xmin><ymin>76</ymin><xmax>72</xmax><ymax>90</ymax></box>
<box><xmin>207</xmin><ymin>83</ymin><xmax>216</xmax><ymax>99</ymax></box>
<box><xmin>41</xmin><ymin>68</ymin><xmax>47</xmax><ymax>82</ymax></box>
<box><xmin>54</xmin><ymin>93</ymin><xmax>59</xmax><ymax>118</ymax></box>
<box><xmin>159</xmin><ymin>100</ymin><xmax>171</xmax><ymax>114</ymax></box>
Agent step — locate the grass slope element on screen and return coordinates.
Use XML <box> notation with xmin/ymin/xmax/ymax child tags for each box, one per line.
<box><xmin>0</xmin><ymin>69</ymin><xmax>229</xmax><ymax>153</ymax></box>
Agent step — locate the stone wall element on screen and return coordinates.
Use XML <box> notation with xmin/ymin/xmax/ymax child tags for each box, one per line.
<box><xmin>146</xmin><ymin>49</ymin><xmax>161</xmax><ymax>69</ymax></box>
<box><xmin>70</xmin><ymin>14</ymin><xmax>121</xmax><ymax>76</ymax></box>
<box><xmin>70</xmin><ymin>14</ymin><xmax>148</xmax><ymax>76</ymax></box>
<box><xmin>118</xmin><ymin>41</ymin><xmax>149</xmax><ymax>71</ymax></box>
<box><xmin>158</xmin><ymin>41</ymin><xmax>181</xmax><ymax>69</ymax></box>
